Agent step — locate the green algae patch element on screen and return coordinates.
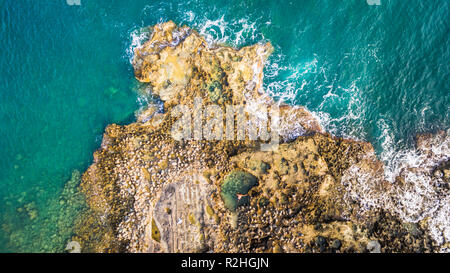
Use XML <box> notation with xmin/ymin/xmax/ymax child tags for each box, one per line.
<box><xmin>207</xmin><ymin>80</ymin><xmax>223</xmax><ymax>102</ymax></box>
<box><xmin>151</xmin><ymin>219</ymin><xmax>161</xmax><ymax>242</ymax></box>
<box><xmin>220</xmin><ymin>171</ymin><xmax>258</xmax><ymax>211</ymax></box>
<box><xmin>205</xmin><ymin>205</ymin><xmax>215</xmax><ymax>217</ymax></box>
<box><xmin>188</xmin><ymin>213</ymin><xmax>196</xmax><ymax>225</ymax></box>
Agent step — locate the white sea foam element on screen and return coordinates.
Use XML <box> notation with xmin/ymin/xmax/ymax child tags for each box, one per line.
<box><xmin>265</xmin><ymin>56</ymin><xmax>318</xmax><ymax>104</ymax></box>
<box><xmin>126</xmin><ymin>27</ymin><xmax>150</xmax><ymax>63</ymax></box>
<box><xmin>342</xmin><ymin>128</ymin><xmax>450</xmax><ymax>247</ymax></box>
<box><xmin>264</xmin><ymin>50</ymin><xmax>368</xmax><ymax>141</ymax></box>
<box><xmin>182</xmin><ymin>12</ymin><xmax>265</xmax><ymax>48</ymax></box>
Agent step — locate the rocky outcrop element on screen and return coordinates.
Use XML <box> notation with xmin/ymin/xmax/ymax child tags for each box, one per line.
<box><xmin>73</xmin><ymin>21</ymin><xmax>448</xmax><ymax>253</ymax></box>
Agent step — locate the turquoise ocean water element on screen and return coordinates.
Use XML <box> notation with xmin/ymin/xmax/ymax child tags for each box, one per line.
<box><xmin>0</xmin><ymin>0</ymin><xmax>448</xmax><ymax>252</ymax></box>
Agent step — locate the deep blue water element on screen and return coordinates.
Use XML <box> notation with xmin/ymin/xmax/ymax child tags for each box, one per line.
<box><xmin>0</xmin><ymin>0</ymin><xmax>448</xmax><ymax>252</ymax></box>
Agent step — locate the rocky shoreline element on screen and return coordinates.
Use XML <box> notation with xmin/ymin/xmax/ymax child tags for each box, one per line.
<box><xmin>73</xmin><ymin>21</ymin><xmax>449</xmax><ymax>253</ymax></box>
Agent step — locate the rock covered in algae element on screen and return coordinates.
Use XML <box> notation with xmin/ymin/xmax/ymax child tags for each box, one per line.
<box><xmin>220</xmin><ymin>171</ymin><xmax>257</xmax><ymax>211</ymax></box>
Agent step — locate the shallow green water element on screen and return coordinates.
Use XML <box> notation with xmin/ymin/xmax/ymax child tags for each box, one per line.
<box><xmin>0</xmin><ymin>0</ymin><xmax>448</xmax><ymax>252</ymax></box>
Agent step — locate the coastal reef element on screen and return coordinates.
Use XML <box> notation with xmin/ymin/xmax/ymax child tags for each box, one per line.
<box><xmin>74</xmin><ymin>21</ymin><xmax>449</xmax><ymax>253</ymax></box>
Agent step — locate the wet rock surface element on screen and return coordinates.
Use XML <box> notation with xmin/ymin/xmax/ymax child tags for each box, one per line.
<box><xmin>73</xmin><ymin>21</ymin><xmax>449</xmax><ymax>253</ymax></box>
